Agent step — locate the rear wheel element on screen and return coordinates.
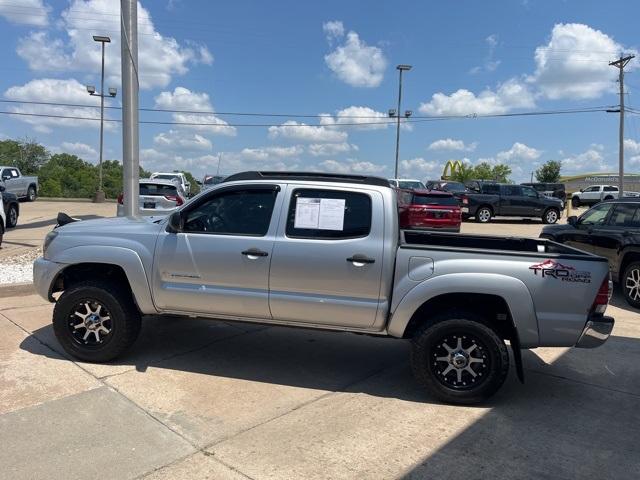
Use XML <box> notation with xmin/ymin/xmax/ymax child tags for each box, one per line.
<box><xmin>542</xmin><ymin>208</ymin><xmax>559</xmax><ymax>224</ymax></box>
<box><xmin>53</xmin><ymin>280</ymin><xmax>141</xmax><ymax>362</ymax></box>
<box><xmin>0</xmin><ymin>221</ymin><xmax>4</xmax><ymax>247</ymax></box>
<box><xmin>26</xmin><ymin>185</ymin><xmax>36</xmax><ymax>202</ymax></box>
<box><xmin>571</xmin><ymin>196</ymin><xmax>581</xmax><ymax>208</ymax></box>
<box><xmin>411</xmin><ymin>313</ymin><xmax>509</xmax><ymax>404</ymax></box>
<box><xmin>475</xmin><ymin>207</ymin><xmax>492</xmax><ymax>223</ymax></box>
<box><xmin>6</xmin><ymin>204</ymin><xmax>18</xmax><ymax>228</ymax></box>
<box><xmin>623</xmin><ymin>261</ymin><xmax>640</xmax><ymax>309</ymax></box>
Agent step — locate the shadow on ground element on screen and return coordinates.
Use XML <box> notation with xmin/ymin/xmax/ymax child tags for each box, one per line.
<box><xmin>13</xmin><ymin>214</ymin><xmax>104</xmax><ymax>231</ymax></box>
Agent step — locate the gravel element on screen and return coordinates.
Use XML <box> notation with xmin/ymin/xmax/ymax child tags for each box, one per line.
<box><xmin>0</xmin><ymin>249</ymin><xmax>40</xmax><ymax>285</ymax></box>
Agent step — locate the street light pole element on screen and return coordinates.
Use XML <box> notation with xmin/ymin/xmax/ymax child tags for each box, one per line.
<box><xmin>391</xmin><ymin>64</ymin><xmax>412</xmax><ymax>178</ymax></box>
<box><xmin>88</xmin><ymin>35</ymin><xmax>115</xmax><ymax>203</ymax></box>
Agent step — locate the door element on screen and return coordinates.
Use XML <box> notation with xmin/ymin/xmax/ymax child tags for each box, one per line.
<box><xmin>269</xmin><ymin>185</ymin><xmax>385</xmax><ymax>328</ymax></box>
<box><xmin>591</xmin><ymin>203</ymin><xmax>640</xmax><ymax>274</ymax></box>
<box><xmin>564</xmin><ymin>202</ymin><xmax>615</xmax><ymax>253</ymax></box>
<box><xmin>152</xmin><ymin>184</ymin><xmax>282</xmax><ymax>318</ymax></box>
<box><xmin>500</xmin><ymin>185</ymin><xmax>524</xmax><ymax>216</ymax></box>
<box><xmin>520</xmin><ymin>185</ymin><xmax>545</xmax><ymax>217</ymax></box>
<box><xmin>580</xmin><ymin>186</ymin><xmax>602</xmax><ymax>205</ymax></box>
<box><xmin>602</xmin><ymin>185</ymin><xmax>618</xmax><ymax>200</ymax></box>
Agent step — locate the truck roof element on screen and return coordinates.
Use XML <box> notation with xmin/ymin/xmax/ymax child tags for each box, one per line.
<box><xmin>223</xmin><ymin>171</ymin><xmax>390</xmax><ymax>187</ymax></box>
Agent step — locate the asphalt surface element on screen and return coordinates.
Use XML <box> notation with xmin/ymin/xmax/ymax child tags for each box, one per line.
<box><xmin>0</xmin><ymin>200</ymin><xmax>638</xmax><ymax>479</ymax></box>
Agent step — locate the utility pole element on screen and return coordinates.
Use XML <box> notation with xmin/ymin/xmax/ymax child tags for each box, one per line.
<box><xmin>121</xmin><ymin>0</ymin><xmax>140</xmax><ymax>217</ymax></box>
<box><xmin>610</xmin><ymin>54</ymin><xmax>635</xmax><ymax>198</ymax></box>
<box><xmin>389</xmin><ymin>64</ymin><xmax>412</xmax><ymax>178</ymax></box>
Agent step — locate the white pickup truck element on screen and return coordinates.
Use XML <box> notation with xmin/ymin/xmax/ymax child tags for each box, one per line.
<box><xmin>0</xmin><ymin>166</ymin><xmax>38</xmax><ymax>201</ymax></box>
<box><xmin>571</xmin><ymin>184</ymin><xmax>640</xmax><ymax>208</ymax></box>
<box><xmin>34</xmin><ymin>172</ymin><xmax>614</xmax><ymax>404</ymax></box>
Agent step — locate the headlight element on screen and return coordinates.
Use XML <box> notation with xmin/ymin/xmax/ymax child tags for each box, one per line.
<box><xmin>42</xmin><ymin>231</ymin><xmax>58</xmax><ymax>256</ymax></box>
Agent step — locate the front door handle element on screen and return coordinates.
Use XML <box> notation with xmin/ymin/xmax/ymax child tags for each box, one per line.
<box><xmin>241</xmin><ymin>248</ymin><xmax>269</xmax><ymax>258</ymax></box>
<box><xmin>347</xmin><ymin>254</ymin><xmax>375</xmax><ymax>265</ymax></box>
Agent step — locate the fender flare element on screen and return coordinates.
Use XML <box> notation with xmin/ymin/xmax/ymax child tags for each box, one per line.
<box><xmin>53</xmin><ymin>246</ymin><xmax>156</xmax><ymax>314</ymax></box>
<box><xmin>388</xmin><ymin>273</ymin><xmax>539</xmax><ymax>347</ymax></box>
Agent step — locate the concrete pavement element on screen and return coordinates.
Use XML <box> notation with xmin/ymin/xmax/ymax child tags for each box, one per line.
<box><xmin>0</xmin><ymin>288</ymin><xmax>638</xmax><ymax>479</ymax></box>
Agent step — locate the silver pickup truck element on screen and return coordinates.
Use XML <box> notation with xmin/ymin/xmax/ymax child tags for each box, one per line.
<box><xmin>33</xmin><ymin>171</ymin><xmax>614</xmax><ymax>404</ymax></box>
<box><xmin>0</xmin><ymin>166</ymin><xmax>38</xmax><ymax>201</ymax></box>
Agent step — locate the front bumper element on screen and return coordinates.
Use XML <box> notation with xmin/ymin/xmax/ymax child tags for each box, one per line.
<box><xmin>575</xmin><ymin>315</ymin><xmax>614</xmax><ymax>348</ymax></box>
<box><xmin>33</xmin><ymin>257</ymin><xmax>66</xmax><ymax>302</ymax></box>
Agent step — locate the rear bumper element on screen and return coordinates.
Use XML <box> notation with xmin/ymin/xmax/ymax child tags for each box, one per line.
<box><xmin>575</xmin><ymin>315</ymin><xmax>614</xmax><ymax>348</ymax></box>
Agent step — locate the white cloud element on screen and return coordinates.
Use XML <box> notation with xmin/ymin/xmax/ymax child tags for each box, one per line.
<box><xmin>428</xmin><ymin>138</ymin><xmax>477</xmax><ymax>152</ymax></box>
<box><xmin>0</xmin><ymin>0</ymin><xmax>50</xmax><ymax>26</ymax></box>
<box><xmin>308</xmin><ymin>142</ymin><xmax>358</xmax><ymax>157</ymax></box>
<box><xmin>624</xmin><ymin>138</ymin><xmax>640</xmax><ymax>155</ymax></box>
<box><xmin>470</xmin><ymin>34</ymin><xmax>501</xmax><ymax>74</ymax></box>
<box><xmin>154</xmin><ymin>87</ymin><xmax>236</xmax><ymax>136</ymax></box>
<box><xmin>16</xmin><ymin>0</ymin><xmax>213</xmax><ymax>89</ymax></box>
<box><xmin>317</xmin><ymin>159</ymin><xmax>386</xmax><ymax>175</ymax></box>
<box><xmin>58</xmin><ymin>142</ymin><xmax>97</xmax><ymax>161</ymax></box>
<box><xmin>4</xmin><ymin>78</ymin><xmax>111</xmax><ymax>133</ymax></box>
<box><xmin>496</xmin><ymin>142</ymin><xmax>541</xmax><ymax>162</ymax></box>
<box><xmin>240</xmin><ymin>145</ymin><xmax>304</xmax><ymax>160</ymax></box>
<box><xmin>153</xmin><ymin>130</ymin><xmax>213</xmax><ymax>151</ymax></box>
<box><xmin>529</xmin><ymin>23</ymin><xmax>635</xmax><ymax>100</ymax></box>
<box><xmin>268</xmin><ymin>121</ymin><xmax>347</xmax><ymax>143</ymax></box>
<box><xmin>399</xmin><ymin>157</ymin><xmax>442</xmax><ymax>178</ymax></box>
<box><xmin>419</xmin><ymin>78</ymin><xmax>535</xmax><ymax>116</ymax></box>
<box><xmin>320</xmin><ymin>106</ymin><xmax>390</xmax><ymax>130</ymax></box>
<box><xmin>560</xmin><ymin>144</ymin><xmax>610</xmax><ymax>174</ymax></box>
<box><xmin>324</xmin><ymin>29</ymin><xmax>387</xmax><ymax>87</ymax></box>
<box><xmin>322</xmin><ymin>20</ymin><xmax>344</xmax><ymax>42</ymax></box>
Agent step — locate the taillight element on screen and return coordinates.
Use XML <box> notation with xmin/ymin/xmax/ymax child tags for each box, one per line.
<box><xmin>591</xmin><ymin>276</ymin><xmax>612</xmax><ymax>314</ymax></box>
<box><xmin>165</xmin><ymin>194</ymin><xmax>184</xmax><ymax>206</ymax></box>
<box><xmin>460</xmin><ymin>195</ymin><xmax>469</xmax><ymax>205</ymax></box>
<box><xmin>117</xmin><ymin>193</ymin><xmax>123</xmax><ymax>204</ymax></box>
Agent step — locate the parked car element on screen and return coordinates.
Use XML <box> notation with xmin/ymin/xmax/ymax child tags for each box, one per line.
<box><xmin>570</xmin><ymin>184</ymin><xmax>640</xmax><ymax>208</ymax></box>
<box><xmin>0</xmin><ymin>185</ymin><xmax>5</xmax><ymax>246</ymax></box>
<box><xmin>0</xmin><ymin>166</ymin><xmax>38</xmax><ymax>201</ymax></box>
<box><xmin>35</xmin><ymin>171</ymin><xmax>613</xmax><ymax>405</ymax></box>
<box><xmin>464</xmin><ymin>181</ymin><xmax>563</xmax><ymax>224</ymax></box>
<box><xmin>116</xmin><ymin>179</ymin><xmax>186</xmax><ymax>217</ymax></box>
<box><xmin>541</xmin><ymin>198</ymin><xmax>640</xmax><ymax>308</ymax></box>
<box><xmin>150</xmin><ymin>172</ymin><xmax>191</xmax><ymax>196</ymax></box>
<box><xmin>521</xmin><ymin>182</ymin><xmax>566</xmax><ymax>201</ymax></box>
<box><xmin>388</xmin><ymin>178</ymin><xmax>426</xmax><ymax>190</ymax></box>
<box><xmin>202</xmin><ymin>174</ymin><xmax>226</xmax><ymax>190</ymax></box>
<box><xmin>397</xmin><ymin>189</ymin><xmax>461</xmax><ymax>232</ymax></box>
<box><xmin>2</xmin><ymin>188</ymin><xmax>19</xmax><ymax>228</ymax></box>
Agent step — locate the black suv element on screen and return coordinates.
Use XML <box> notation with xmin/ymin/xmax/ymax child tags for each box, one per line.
<box><xmin>1</xmin><ymin>185</ymin><xmax>19</xmax><ymax>228</ymax></box>
<box><xmin>540</xmin><ymin>198</ymin><xmax>640</xmax><ymax>308</ymax></box>
<box><xmin>464</xmin><ymin>181</ymin><xmax>564</xmax><ymax>223</ymax></box>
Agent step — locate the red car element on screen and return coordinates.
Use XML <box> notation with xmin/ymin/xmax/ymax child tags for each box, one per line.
<box><xmin>397</xmin><ymin>189</ymin><xmax>462</xmax><ymax>232</ymax></box>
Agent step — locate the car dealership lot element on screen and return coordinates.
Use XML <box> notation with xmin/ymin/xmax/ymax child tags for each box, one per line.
<box><xmin>0</xmin><ymin>202</ymin><xmax>638</xmax><ymax>479</ymax></box>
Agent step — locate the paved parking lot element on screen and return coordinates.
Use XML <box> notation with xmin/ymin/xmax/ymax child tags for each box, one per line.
<box><xmin>1</xmin><ymin>200</ymin><xmax>638</xmax><ymax>479</ymax></box>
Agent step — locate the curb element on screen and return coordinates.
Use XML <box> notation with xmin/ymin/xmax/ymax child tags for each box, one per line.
<box><xmin>0</xmin><ymin>282</ymin><xmax>36</xmax><ymax>298</ymax></box>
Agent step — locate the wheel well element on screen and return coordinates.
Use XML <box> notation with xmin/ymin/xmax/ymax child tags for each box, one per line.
<box><xmin>402</xmin><ymin>293</ymin><xmax>517</xmax><ymax>342</ymax></box>
<box><xmin>477</xmin><ymin>204</ymin><xmax>493</xmax><ymax>214</ymax></box>
<box><xmin>620</xmin><ymin>252</ymin><xmax>640</xmax><ymax>282</ymax></box>
<box><xmin>52</xmin><ymin>263</ymin><xmax>132</xmax><ymax>297</ymax></box>
<box><xmin>28</xmin><ymin>183</ymin><xmax>37</xmax><ymax>191</ymax></box>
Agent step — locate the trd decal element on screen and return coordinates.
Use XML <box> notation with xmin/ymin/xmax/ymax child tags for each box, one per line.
<box><xmin>529</xmin><ymin>259</ymin><xmax>591</xmax><ymax>283</ymax></box>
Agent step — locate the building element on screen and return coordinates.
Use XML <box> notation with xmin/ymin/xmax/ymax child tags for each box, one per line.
<box><xmin>560</xmin><ymin>173</ymin><xmax>640</xmax><ymax>193</ymax></box>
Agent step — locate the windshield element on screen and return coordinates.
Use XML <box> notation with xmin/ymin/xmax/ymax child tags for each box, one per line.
<box><xmin>398</xmin><ymin>181</ymin><xmax>426</xmax><ymax>190</ymax></box>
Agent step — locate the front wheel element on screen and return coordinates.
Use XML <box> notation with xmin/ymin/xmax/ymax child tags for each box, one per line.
<box><xmin>623</xmin><ymin>261</ymin><xmax>640</xmax><ymax>309</ymax></box>
<box><xmin>53</xmin><ymin>280</ymin><xmax>141</xmax><ymax>362</ymax></box>
<box><xmin>26</xmin><ymin>186</ymin><xmax>37</xmax><ymax>202</ymax></box>
<box><xmin>542</xmin><ymin>208</ymin><xmax>559</xmax><ymax>224</ymax></box>
<box><xmin>475</xmin><ymin>207</ymin><xmax>492</xmax><ymax>223</ymax></box>
<box><xmin>6</xmin><ymin>205</ymin><xmax>18</xmax><ymax>228</ymax></box>
<box><xmin>571</xmin><ymin>196</ymin><xmax>581</xmax><ymax>208</ymax></box>
<box><xmin>411</xmin><ymin>314</ymin><xmax>509</xmax><ymax>404</ymax></box>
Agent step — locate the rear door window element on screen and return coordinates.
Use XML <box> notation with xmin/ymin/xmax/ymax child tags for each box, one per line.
<box><xmin>502</xmin><ymin>185</ymin><xmax>522</xmax><ymax>196</ymax></box>
<box><xmin>286</xmin><ymin>189</ymin><xmax>372</xmax><ymax>239</ymax></box>
<box><xmin>482</xmin><ymin>184</ymin><xmax>500</xmax><ymax>195</ymax></box>
<box><xmin>603</xmin><ymin>186</ymin><xmax>618</xmax><ymax>192</ymax></box>
<box><xmin>608</xmin><ymin>204</ymin><xmax>640</xmax><ymax>228</ymax></box>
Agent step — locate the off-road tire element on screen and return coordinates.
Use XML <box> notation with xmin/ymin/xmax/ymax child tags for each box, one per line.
<box><xmin>6</xmin><ymin>204</ymin><xmax>18</xmax><ymax>228</ymax></box>
<box><xmin>475</xmin><ymin>206</ymin><xmax>492</xmax><ymax>223</ymax></box>
<box><xmin>542</xmin><ymin>208</ymin><xmax>560</xmax><ymax>224</ymax></box>
<box><xmin>53</xmin><ymin>280</ymin><xmax>141</xmax><ymax>362</ymax></box>
<box><xmin>411</xmin><ymin>313</ymin><xmax>509</xmax><ymax>404</ymax></box>
<box><xmin>622</xmin><ymin>261</ymin><xmax>640</xmax><ymax>309</ymax></box>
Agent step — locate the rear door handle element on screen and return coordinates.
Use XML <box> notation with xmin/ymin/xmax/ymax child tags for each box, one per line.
<box><xmin>241</xmin><ymin>248</ymin><xmax>269</xmax><ymax>258</ymax></box>
<box><xmin>347</xmin><ymin>254</ymin><xmax>375</xmax><ymax>264</ymax></box>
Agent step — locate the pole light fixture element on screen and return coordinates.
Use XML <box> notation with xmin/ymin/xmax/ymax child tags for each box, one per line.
<box><xmin>390</xmin><ymin>64</ymin><xmax>413</xmax><ymax>178</ymax></box>
<box><xmin>87</xmin><ymin>34</ymin><xmax>116</xmax><ymax>203</ymax></box>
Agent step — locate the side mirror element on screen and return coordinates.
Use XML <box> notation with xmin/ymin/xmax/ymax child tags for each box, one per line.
<box><xmin>166</xmin><ymin>211</ymin><xmax>183</xmax><ymax>233</ymax></box>
<box><xmin>568</xmin><ymin>216</ymin><xmax>578</xmax><ymax>226</ymax></box>
<box><xmin>579</xmin><ymin>188</ymin><xmax>584</xmax><ymax>193</ymax></box>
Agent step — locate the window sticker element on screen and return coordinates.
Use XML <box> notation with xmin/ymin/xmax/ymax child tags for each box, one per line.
<box><xmin>294</xmin><ymin>197</ymin><xmax>346</xmax><ymax>230</ymax></box>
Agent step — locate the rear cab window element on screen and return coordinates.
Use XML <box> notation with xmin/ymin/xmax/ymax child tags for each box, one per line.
<box><xmin>286</xmin><ymin>188</ymin><xmax>372</xmax><ymax>239</ymax></box>
<box><xmin>140</xmin><ymin>183</ymin><xmax>178</xmax><ymax>196</ymax></box>
<box><xmin>411</xmin><ymin>193</ymin><xmax>458</xmax><ymax>206</ymax></box>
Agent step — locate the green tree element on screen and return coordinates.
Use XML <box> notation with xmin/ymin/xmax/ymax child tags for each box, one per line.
<box><xmin>38</xmin><ymin>153</ymin><xmax>97</xmax><ymax>198</ymax></box>
<box><xmin>490</xmin><ymin>164</ymin><xmax>512</xmax><ymax>183</ymax></box>
<box><xmin>450</xmin><ymin>163</ymin><xmax>476</xmax><ymax>183</ymax></box>
<box><xmin>473</xmin><ymin>162</ymin><xmax>494</xmax><ymax>180</ymax></box>
<box><xmin>0</xmin><ymin>137</ymin><xmax>49</xmax><ymax>174</ymax></box>
<box><xmin>175</xmin><ymin>170</ymin><xmax>201</xmax><ymax>195</ymax></box>
<box><xmin>535</xmin><ymin>160</ymin><xmax>561</xmax><ymax>183</ymax></box>
<box><xmin>472</xmin><ymin>162</ymin><xmax>512</xmax><ymax>182</ymax></box>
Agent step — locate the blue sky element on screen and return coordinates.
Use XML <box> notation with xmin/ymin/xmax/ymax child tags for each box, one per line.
<box><xmin>0</xmin><ymin>0</ymin><xmax>639</xmax><ymax>182</ymax></box>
